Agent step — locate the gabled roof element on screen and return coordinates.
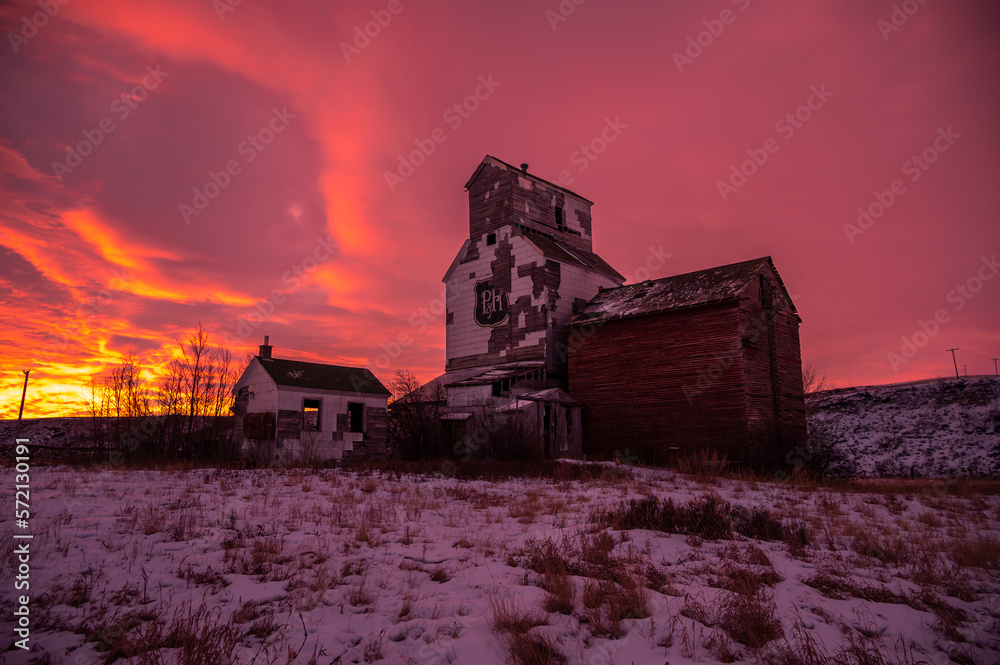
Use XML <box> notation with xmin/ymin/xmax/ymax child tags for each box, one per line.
<box><xmin>441</xmin><ymin>227</ymin><xmax>624</xmax><ymax>284</ymax></box>
<box><xmin>568</xmin><ymin>256</ymin><xmax>796</xmax><ymax>325</ymax></box>
<box><xmin>516</xmin><ymin>228</ymin><xmax>624</xmax><ymax>283</ymax></box>
<box><xmin>257</xmin><ymin>357</ymin><xmax>389</xmax><ymax>396</ymax></box>
<box><xmin>464</xmin><ymin>155</ymin><xmax>594</xmax><ymax>204</ymax></box>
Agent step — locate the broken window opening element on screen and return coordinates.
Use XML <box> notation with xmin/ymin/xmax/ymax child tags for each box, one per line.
<box><xmin>486</xmin><ymin>233</ymin><xmax>496</xmax><ymax>246</ymax></box>
<box><xmin>347</xmin><ymin>402</ymin><xmax>364</xmax><ymax>433</ymax></box>
<box><xmin>302</xmin><ymin>399</ymin><xmax>321</xmax><ymax>431</ymax></box>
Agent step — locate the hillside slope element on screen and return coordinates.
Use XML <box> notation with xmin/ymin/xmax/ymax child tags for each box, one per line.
<box><xmin>808</xmin><ymin>377</ymin><xmax>1000</xmax><ymax>477</ymax></box>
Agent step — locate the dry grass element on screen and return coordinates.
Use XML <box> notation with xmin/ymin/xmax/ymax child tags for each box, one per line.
<box><xmin>540</xmin><ymin>562</ymin><xmax>575</xmax><ymax>615</ymax></box>
<box><xmin>489</xmin><ymin>594</ymin><xmax>565</xmax><ymax>665</ymax></box>
<box><xmin>16</xmin><ymin>465</ymin><xmax>1000</xmax><ymax>665</ymax></box>
<box><xmin>715</xmin><ymin>588</ymin><xmax>783</xmax><ymax>649</ymax></box>
<box><xmin>597</xmin><ymin>495</ymin><xmax>804</xmax><ymax>544</ymax></box>
<box><xmin>949</xmin><ymin>534</ymin><xmax>1000</xmax><ymax>569</ymax></box>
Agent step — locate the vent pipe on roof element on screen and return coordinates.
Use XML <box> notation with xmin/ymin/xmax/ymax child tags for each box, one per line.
<box><xmin>259</xmin><ymin>336</ymin><xmax>272</xmax><ymax>360</ymax></box>
<box><xmin>520</xmin><ymin>163</ymin><xmax>529</xmax><ymax>172</ymax></box>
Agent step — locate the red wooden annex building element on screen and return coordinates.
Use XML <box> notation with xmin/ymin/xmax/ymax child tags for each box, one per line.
<box><xmin>566</xmin><ymin>257</ymin><xmax>807</xmax><ymax>466</ymax></box>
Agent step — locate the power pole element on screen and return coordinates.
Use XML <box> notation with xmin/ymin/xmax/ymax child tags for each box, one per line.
<box><xmin>993</xmin><ymin>357</ymin><xmax>998</xmax><ymax>376</ymax></box>
<box><xmin>15</xmin><ymin>369</ymin><xmax>30</xmax><ymax>440</ymax></box>
<box><xmin>946</xmin><ymin>348</ymin><xmax>960</xmax><ymax>380</ymax></box>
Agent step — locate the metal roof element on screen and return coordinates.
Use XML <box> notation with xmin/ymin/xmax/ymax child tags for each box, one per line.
<box><xmin>568</xmin><ymin>256</ymin><xmax>794</xmax><ymax>325</ymax></box>
<box><xmin>257</xmin><ymin>357</ymin><xmax>390</xmax><ymax>396</ymax></box>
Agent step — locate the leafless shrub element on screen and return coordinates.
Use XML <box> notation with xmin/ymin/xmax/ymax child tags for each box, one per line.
<box><xmin>715</xmin><ymin>588</ymin><xmax>783</xmax><ymax>649</ymax></box>
<box><xmin>676</xmin><ymin>448</ymin><xmax>728</xmax><ymax>478</ymax></box>
<box><xmin>386</xmin><ymin>369</ymin><xmax>449</xmax><ymax>460</ymax></box>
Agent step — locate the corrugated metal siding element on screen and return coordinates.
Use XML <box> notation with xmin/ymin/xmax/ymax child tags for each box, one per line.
<box><xmin>568</xmin><ymin>303</ymin><xmax>748</xmax><ymax>464</ymax></box>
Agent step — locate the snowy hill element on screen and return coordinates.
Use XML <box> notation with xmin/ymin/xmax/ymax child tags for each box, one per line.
<box><xmin>807</xmin><ymin>377</ymin><xmax>1000</xmax><ymax>477</ymax></box>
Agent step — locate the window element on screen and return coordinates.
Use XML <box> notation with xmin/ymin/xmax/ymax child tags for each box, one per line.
<box><xmin>486</xmin><ymin>233</ymin><xmax>496</xmax><ymax>246</ymax></box>
<box><xmin>347</xmin><ymin>402</ymin><xmax>364</xmax><ymax>433</ymax></box>
<box><xmin>555</xmin><ymin>206</ymin><xmax>564</xmax><ymax>229</ymax></box>
<box><xmin>302</xmin><ymin>399</ymin><xmax>321</xmax><ymax>431</ymax></box>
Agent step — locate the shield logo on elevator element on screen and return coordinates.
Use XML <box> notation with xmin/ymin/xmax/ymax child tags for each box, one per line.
<box><xmin>474</xmin><ymin>279</ymin><xmax>509</xmax><ymax>327</ymax></box>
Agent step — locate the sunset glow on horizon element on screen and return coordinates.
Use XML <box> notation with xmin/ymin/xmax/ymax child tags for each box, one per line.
<box><xmin>2</xmin><ymin>0</ymin><xmax>998</xmax><ymax>418</ymax></box>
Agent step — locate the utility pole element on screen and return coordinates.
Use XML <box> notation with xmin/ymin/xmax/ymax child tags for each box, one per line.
<box><xmin>15</xmin><ymin>369</ymin><xmax>29</xmax><ymax>440</ymax></box>
<box><xmin>993</xmin><ymin>357</ymin><xmax>998</xmax><ymax>376</ymax></box>
<box><xmin>946</xmin><ymin>348</ymin><xmax>960</xmax><ymax>380</ymax></box>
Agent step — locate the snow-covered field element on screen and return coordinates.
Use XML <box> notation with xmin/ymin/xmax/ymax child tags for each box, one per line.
<box><xmin>809</xmin><ymin>377</ymin><xmax>1000</xmax><ymax>477</ymax></box>
<box><xmin>2</xmin><ymin>465</ymin><xmax>998</xmax><ymax>665</ymax></box>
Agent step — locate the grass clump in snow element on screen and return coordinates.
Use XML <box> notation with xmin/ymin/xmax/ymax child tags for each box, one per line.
<box><xmin>596</xmin><ymin>495</ymin><xmax>807</xmax><ymax>544</ymax></box>
<box><xmin>489</xmin><ymin>594</ymin><xmax>565</xmax><ymax>665</ymax></box>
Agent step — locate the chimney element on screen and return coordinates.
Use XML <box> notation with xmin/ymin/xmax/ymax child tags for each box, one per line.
<box><xmin>520</xmin><ymin>163</ymin><xmax>529</xmax><ymax>172</ymax></box>
<box><xmin>258</xmin><ymin>335</ymin><xmax>272</xmax><ymax>360</ymax></box>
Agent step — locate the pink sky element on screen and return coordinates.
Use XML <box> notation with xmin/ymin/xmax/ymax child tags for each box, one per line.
<box><xmin>1</xmin><ymin>0</ymin><xmax>998</xmax><ymax>417</ymax></box>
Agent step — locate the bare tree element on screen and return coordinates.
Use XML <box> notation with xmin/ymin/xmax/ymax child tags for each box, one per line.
<box><xmin>387</xmin><ymin>370</ymin><xmax>448</xmax><ymax>460</ymax></box>
<box><xmin>179</xmin><ymin>323</ymin><xmax>211</xmax><ymax>449</ymax></box>
<box><xmin>802</xmin><ymin>363</ymin><xmax>834</xmax><ymax>413</ymax></box>
<box><xmin>87</xmin><ymin>353</ymin><xmax>151</xmax><ymax>460</ymax></box>
<box><xmin>464</xmin><ymin>399</ymin><xmax>539</xmax><ymax>462</ymax></box>
<box><xmin>86</xmin><ymin>325</ymin><xmax>239</xmax><ymax>464</ymax></box>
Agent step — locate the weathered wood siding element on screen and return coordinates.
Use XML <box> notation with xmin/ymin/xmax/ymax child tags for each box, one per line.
<box><xmin>739</xmin><ymin>268</ymin><xmax>807</xmax><ymax>465</ymax></box>
<box><xmin>568</xmin><ymin>302</ymin><xmax>748</xmax><ymax>464</ymax></box>
<box><xmin>467</xmin><ymin>159</ymin><xmax>594</xmax><ymax>251</ymax></box>
<box><xmin>230</xmin><ymin>358</ymin><xmax>389</xmax><ymax>462</ymax></box>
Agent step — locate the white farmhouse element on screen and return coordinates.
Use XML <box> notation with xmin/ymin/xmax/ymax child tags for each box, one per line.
<box><xmin>232</xmin><ymin>337</ymin><xmax>390</xmax><ymax>463</ymax></box>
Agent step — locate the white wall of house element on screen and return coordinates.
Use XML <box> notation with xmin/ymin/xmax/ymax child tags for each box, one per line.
<box><xmin>233</xmin><ymin>359</ymin><xmax>387</xmax><ymax>462</ymax></box>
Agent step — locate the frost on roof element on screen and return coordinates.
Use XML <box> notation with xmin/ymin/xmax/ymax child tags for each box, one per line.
<box><xmin>569</xmin><ymin>257</ymin><xmax>773</xmax><ymax>325</ymax></box>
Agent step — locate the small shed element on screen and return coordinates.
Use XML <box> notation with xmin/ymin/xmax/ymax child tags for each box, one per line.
<box><xmin>232</xmin><ymin>337</ymin><xmax>390</xmax><ymax>464</ymax></box>
<box><xmin>567</xmin><ymin>257</ymin><xmax>806</xmax><ymax>467</ymax></box>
